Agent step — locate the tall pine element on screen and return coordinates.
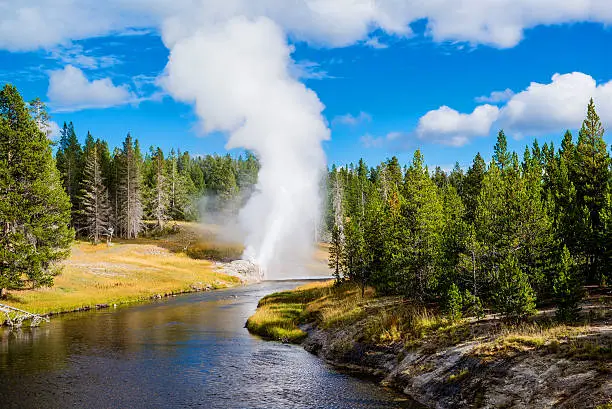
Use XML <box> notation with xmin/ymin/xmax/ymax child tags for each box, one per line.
<box><xmin>0</xmin><ymin>85</ymin><xmax>73</xmax><ymax>294</ymax></box>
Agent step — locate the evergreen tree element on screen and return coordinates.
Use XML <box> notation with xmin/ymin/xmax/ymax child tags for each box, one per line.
<box><xmin>28</xmin><ymin>98</ymin><xmax>52</xmax><ymax>138</ymax></box>
<box><xmin>79</xmin><ymin>133</ymin><xmax>112</xmax><ymax>244</ymax></box>
<box><xmin>328</xmin><ymin>225</ymin><xmax>345</xmax><ymax>283</ymax></box>
<box><xmin>55</xmin><ymin>121</ymin><xmax>83</xmax><ymax>223</ymax></box>
<box><xmin>494</xmin><ymin>254</ymin><xmax>537</xmax><ymax>319</ymax></box>
<box><xmin>493</xmin><ymin>130</ymin><xmax>510</xmax><ymax>171</ymax></box>
<box><xmin>117</xmin><ymin>134</ymin><xmax>143</xmax><ymax>239</ymax></box>
<box><xmin>553</xmin><ymin>246</ymin><xmax>584</xmax><ymax>321</ymax></box>
<box><xmin>148</xmin><ymin>147</ymin><xmax>169</xmax><ymax>229</ymax></box>
<box><xmin>461</xmin><ymin>152</ymin><xmax>486</xmax><ymax>223</ymax></box>
<box><xmin>401</xmin><ymin>150</ymin><xmax>444</xmax><ymax>299</ymax></box>
<box><xmin>573</xmin><ymin>99</ymin><xmax>610</xmax><ymax>282</ymax></box>
<box><xmin>0</xmin><ymin>85</ymin><xmax>73</xmax><ymax>295</ymax></box>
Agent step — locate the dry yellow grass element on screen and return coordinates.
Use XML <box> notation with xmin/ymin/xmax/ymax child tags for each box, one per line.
<box><xmin>247</xmin><ymin>281</ymin><xmax>378</xmax><ymax>342</ymax></box>
<box><xmin>3</xmin><ymin>229</ymin><xmax>242</xmax><ymax>315</ymax></box>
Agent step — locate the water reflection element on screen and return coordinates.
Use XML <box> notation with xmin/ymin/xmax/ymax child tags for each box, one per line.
<box><xmin>0</xmin><ymin>282</ymin><xmax>421</xmax><ymax>408</ymax></box>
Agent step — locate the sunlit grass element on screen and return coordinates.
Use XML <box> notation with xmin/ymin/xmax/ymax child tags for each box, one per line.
<box><xmin>247</xmin><ymin>270</ymin><xmax>611</xmax><ymax>361</ymax></box>
<box><xmin>247</xmin><ymin>281</ymin><xmax>367</xmax><ymax>342</ymax></box>
<box><xmin>3</xmin><ymin>230</ymin><xmax>241</xmax><ymax>315</ymax></box>
<box><xmin>474</xmin><ymin>322</ymin><xmax>610</xmax><ymax>358</ymax></box>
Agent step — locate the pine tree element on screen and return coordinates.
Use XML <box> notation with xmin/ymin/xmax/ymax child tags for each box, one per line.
<box><xmin>328</xmin><ymin>225</ymin><xmax>344</xmax><ymax>283</ymax></box>
<box><xmin>28</xmin><ymin>98</ymin><xmax>52</xmax><ymax>138</ymax></box>
<box><xmin>401</xmin><ymin>150</ymin><xmax>444</xmax><ymax>299</ymax></box>
<box><xmin>55</xmin><ymin>121</ymin><xmax>83</xmax><ymax>224</ymax></box>
<box><xmin>573</xmin><ymin>99</ymin><xmax>610</xmax><ymax>282</ymax></box>
<box><xmin>553</xmin><ymin>246</ymin><xmax>584</xmax><ymax>321</ymax></box>
<box><xmin>461</xmin><ymin>152</ymin><xmax>486</xmax><ymax>223</ymax></box>
<box><xmin>117</xmin><ymin>134</ymin><xmax>143</xmax><ymax>239</ymax></box>
<box><xmin>79</xmin><ymin>134</ymin><xmax>112</xmax><ymax>244</ymax></box>
<box><xmin>0</xmin><ymin>85</ymin><xmax>73</xmax><ymax>294</ymax></box>
<box><xmin>445</xmin><ymin>283</ymin><xmax>463</xmax><ymax>321</ymax></box>
<box><xmin>494</xmin><ymin>254</ymin><xmax>537</xmax><ymax>319</ymax></box>
<box><xmin>149</xmin><ymin>147</ymin><xmax>169</xmax><ymax>229</ymax></box>
<box><xmin>493</xmin><ymin>130</ymin><xmax>510</xmax><ymax>171</ymax></box>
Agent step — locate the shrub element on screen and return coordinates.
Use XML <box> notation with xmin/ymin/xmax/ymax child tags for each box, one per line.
<box><xmin>553</xmin><ymin>246</ymin><xmax>584</xmax><ymax>322</ymax></box>
<box><xmin>445</xmin><ymin>283</ymin><xmax>463</xmax><ymax>321</ymax></box>
<box><xmin>494</xmin><ymin>254</ymin><xmax>536</xmax><ymax>320</ymax></box>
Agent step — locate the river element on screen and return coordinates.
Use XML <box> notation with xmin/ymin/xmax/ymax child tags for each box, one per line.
<box><xmin>0</xmin><ymin>281</ymin><xmax>421</xmax><ymax>408</ymax></box>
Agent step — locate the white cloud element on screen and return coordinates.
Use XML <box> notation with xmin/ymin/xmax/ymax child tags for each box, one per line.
<box><xmin>415</xmin><ymin>72</ymin><xmax>612</xmax><ymax>145</ymax></box>
<box><xmin>290</xmin><ymin>60</ymin><xmax>332</xmax><ymax>80</ymax></box>
<box><xmin>416</xmin><ymin>104</ymin><xmax>500</xmax><ymax>146</ymax></box>
<box><xmin>333</xmin><ymin>111</ymin><xmax>371</xmax><ymax>126</ymax></box>
<box><xmin>475</xmin><ymin>88</ymin><xmax>514</xmax><ymax>104</ymax></box>
<box><xmin>498</xmin><ymin>72</ymin><xmax>612</xmax><ymax>136</ymax></box>
<box><xmin>47</xmin><ymin>65</ymin><xmax>135</xmax><ymax>111</ymax></box>
<box><xmin>360</xmin><ymin>131</ymin><xmax>405</xmax><ymax>148</ymax></box>
<box><xmin>47</xmin><ymin>120</ymin><xmax>61</xmax><ymax>140</ymax></box>
<box><xmin>3</xmin><ymin>1</ymin><xmax>612</xmax><ymax>51</ymax></box>
<box><xmin>47</xmin><ymin>43</ymin><xmax>121</xmax><ymax>70</ymax></box>
<box><xmin>364</xmin><ymin>36</ymin><xmax>388</xmax><ymax>49</ymax></box>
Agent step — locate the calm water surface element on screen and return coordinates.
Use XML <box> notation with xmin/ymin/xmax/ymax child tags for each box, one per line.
<box><xmin>0</xmin><ymin>281</ymin><xmax>420</xmax><ymax>408</ymax></box>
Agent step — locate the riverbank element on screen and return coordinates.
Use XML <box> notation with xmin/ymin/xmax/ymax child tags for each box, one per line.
<box><xmin>247</xmin><ymin>282</ymin><xmax>612</xmax><ymax>408</ymax></box>
<box><xmin>1</xmin><ymin>223</ymin><xmax>247</xmax><ymax>317</ymax></box>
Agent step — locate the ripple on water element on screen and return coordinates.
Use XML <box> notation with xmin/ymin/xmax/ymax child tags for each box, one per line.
<box><xmin>0</xmin><ymin>282</ymin><xmax>422</xmax><ymax>409</ymax></box>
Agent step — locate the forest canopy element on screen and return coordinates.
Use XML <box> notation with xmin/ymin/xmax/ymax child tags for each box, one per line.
<box><xmin>327</xmin><ymin>99</ymin><xmax>610</xmax><ymax>321</ymax></box>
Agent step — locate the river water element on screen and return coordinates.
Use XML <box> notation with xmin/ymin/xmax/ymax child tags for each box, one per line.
<box><xmin>0</xmin><ymin>281</ymin><xmax>420</xmax><ymax>408</ymax></box>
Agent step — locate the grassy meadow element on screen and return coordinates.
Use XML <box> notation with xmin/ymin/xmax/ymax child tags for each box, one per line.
<box><xmin>2</xmin><ymin>223</ymin><xmax>244</xmax><ymax>315</ymax></box>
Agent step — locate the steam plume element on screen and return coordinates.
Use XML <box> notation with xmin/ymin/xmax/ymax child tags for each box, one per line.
<box><xmin>162</xmin><ymin>17</ymin><xmax>329</xmax><ymax>278</ymax></box>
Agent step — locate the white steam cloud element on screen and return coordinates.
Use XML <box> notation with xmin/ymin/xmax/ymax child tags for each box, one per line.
<box><xmin>161</xmin><ymin>17</ymin><xmax>329</xmax><ymax>278</ymax></box>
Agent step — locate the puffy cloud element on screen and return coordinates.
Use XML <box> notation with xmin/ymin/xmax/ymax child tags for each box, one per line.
<box><xmin>475</xmin><ymin>88</ymin><xmax>514</xmax><ymax>104</ymax></box>
<box><xmin>416</xmin><ymin>104</ymin><xmax>500</xmax><ymax>146</ymax></box>
<box><xmin>333</xmin><ymin>111</ymin><xmax>371</xmax><ymax>126</ymax></box>
<box><xmin>47</xmin><ymin>65</ymin><xmax>135</xmax><ymax>111</ymax></box>
<box><xmin>3</xmin><ymin>1</ymin><xmax>612</xmax><ymax>51</ymax></box>
<box><xmin>498</xmin><ymin>72</ymin><xmax>612</xmax><ymax>136</ymax></box>
<box><xmin>415</xmin><ymin>72</ymin><xmax>612</xmax><ymax>145</ymax></box>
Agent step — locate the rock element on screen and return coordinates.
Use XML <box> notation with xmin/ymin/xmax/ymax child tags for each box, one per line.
<box><xmin>217</xmin><ymin>260</ymin><xmax>264</xmax><ymax>282</ymax></box>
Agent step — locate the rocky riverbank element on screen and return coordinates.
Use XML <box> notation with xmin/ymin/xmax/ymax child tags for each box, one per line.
<box><xmin>302</xmin><ymin>322</ymin><xmax>611</xmax><ymax>408</ymax></box>
<box><xmin>247</xmin><ymin>282</ymin><xmax>612</xmax><ymax>409</ymax></box>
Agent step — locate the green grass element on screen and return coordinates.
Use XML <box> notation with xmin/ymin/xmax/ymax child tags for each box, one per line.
<box><xmin>448</xmin><ymin>368</ymin><xmax>470</xmax><ymax>383</ymax></box>
<box><xmin>246</xmin><ymin>281</ymin><xmax>369</xmax><ymax>342</ymax></box>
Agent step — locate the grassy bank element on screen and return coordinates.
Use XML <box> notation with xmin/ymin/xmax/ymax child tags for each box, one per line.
<box><xmin>2</xmin><ymin>223</ymin><xmax>243</xmax><ymax>316</ymax></box>
<box><xmin>247</xmin><ymin>281</ymin><xmax>612</xmax><ymax>357</ymax></box>
<box><xmin>246</xmin><ymin>281</ymin><xmax>376</xmax><ymax>342</ymax></box>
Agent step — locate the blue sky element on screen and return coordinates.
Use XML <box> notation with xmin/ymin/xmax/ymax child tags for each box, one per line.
<box><xmin>2</xmin><ymin>13</ymin><xmax>612</xmax><ymax>169</ymax></box>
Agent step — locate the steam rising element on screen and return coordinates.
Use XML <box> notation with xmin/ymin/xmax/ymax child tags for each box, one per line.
<box><xmin>162</xmin><ymin>17</ymin><xmax>329</xmax><ymax>278</ymax></box>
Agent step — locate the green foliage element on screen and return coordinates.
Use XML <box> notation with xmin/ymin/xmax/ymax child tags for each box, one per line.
<box><xmin>0</xmin><ymin>84</ymin><xmax>73</xmax><ymax>292</ymax></box>
<box><xmin>462</xmin><ymin>290</ymin><xmax>484</xmax><ymax>319</ymax></box>
<box><xmin>445</xmin><ymin>283</ymin><xmax>462</xmax><ymax>321</ymax></box>
<box><xmin>553</xmin><ymin>246</ymin><xmax>584</xmax><ymax>322</ymax></box>
<box><xmin>494</xmin><ymin>255</ymin><xmax>537</xmax><ymax>319</ymax></box>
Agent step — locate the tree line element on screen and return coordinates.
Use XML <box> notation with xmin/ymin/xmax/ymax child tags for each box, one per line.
<box><xmin>55</xmin><ymin>122</ymin><xmax>259</xmax><ymax>242</ymax></box>
<box><xmin>0</xmin><ymin>84</ymin><xmax>259</xmax><ymax>294</ymax></box>
<box><xmin>327</xmin><ymin>99</ymin><xmax>609</xmax><ymax>322</ymax></box>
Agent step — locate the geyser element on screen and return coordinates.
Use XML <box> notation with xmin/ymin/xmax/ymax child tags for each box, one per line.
<box><xmin>162</xmin><ymin>17</ymin><xmax>329</xmax><ymax>279</ymax></box>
